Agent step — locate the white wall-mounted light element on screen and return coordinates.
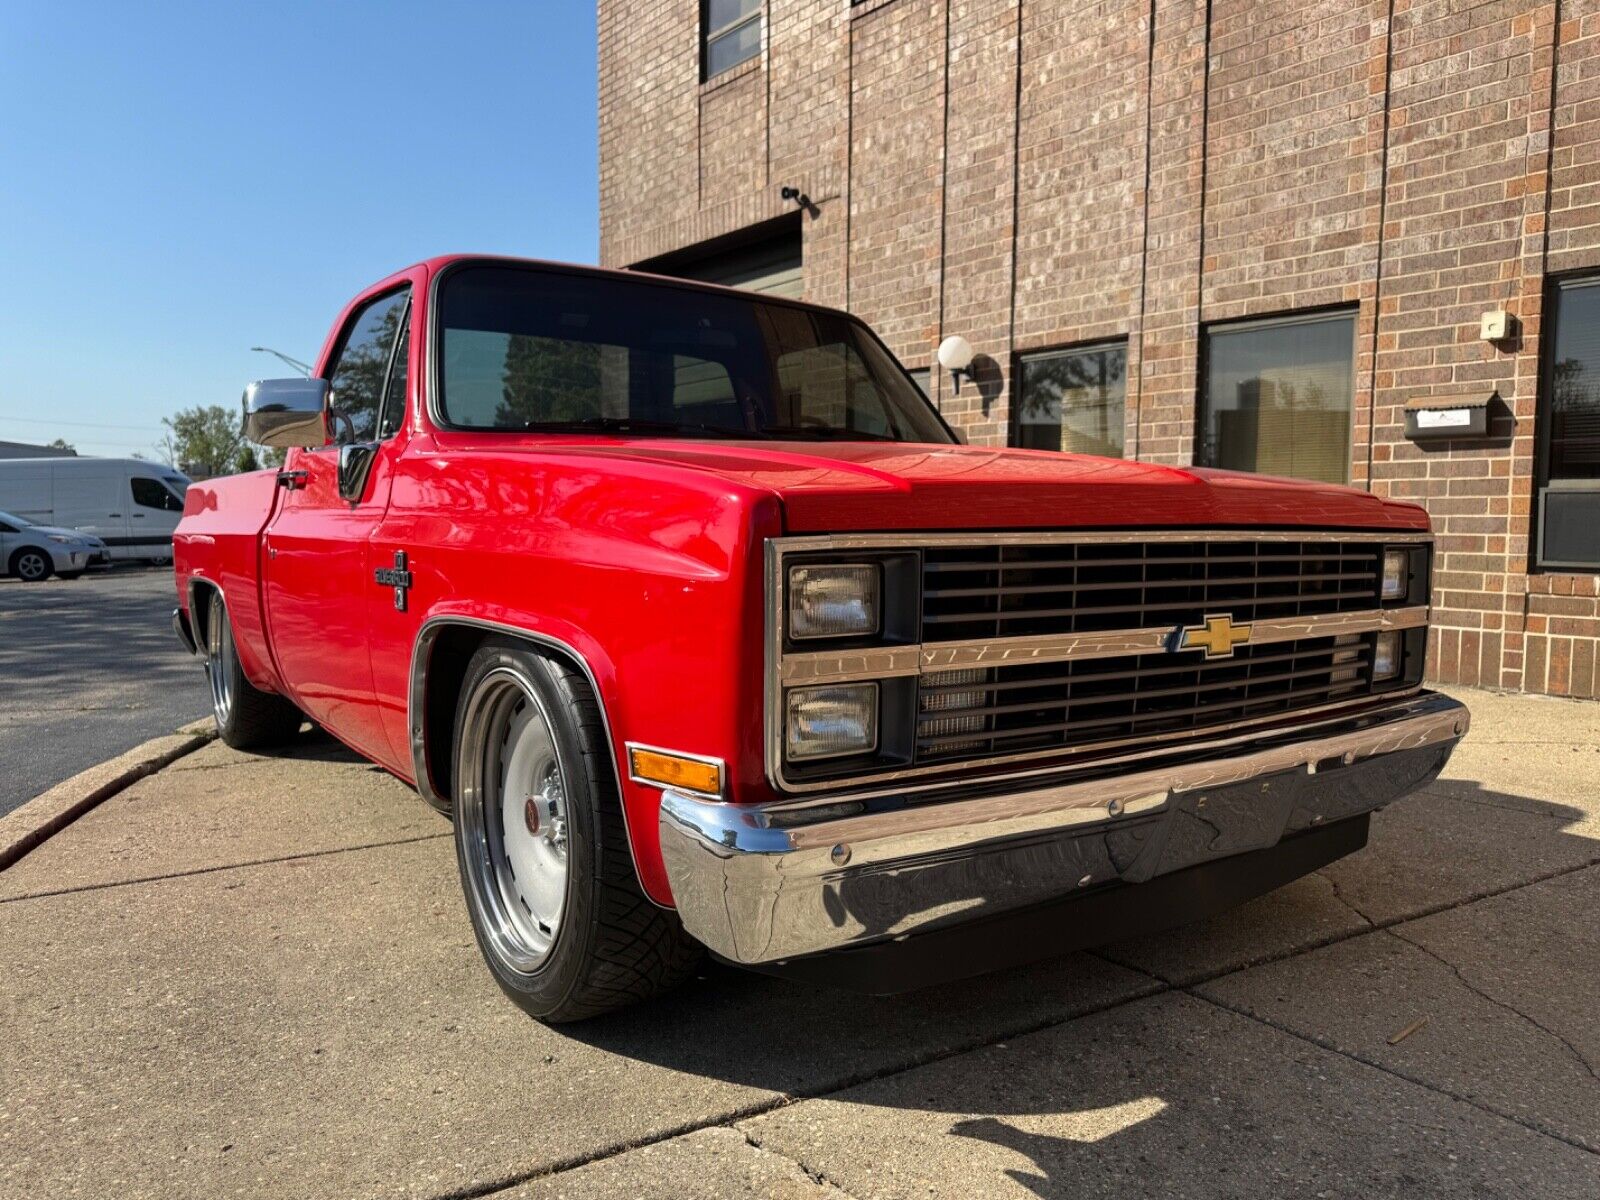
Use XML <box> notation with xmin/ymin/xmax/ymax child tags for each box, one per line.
<box><xmin>937</xmin><ymin>335</ymin><xmax>975</xmax><ymax>394</ymax></box>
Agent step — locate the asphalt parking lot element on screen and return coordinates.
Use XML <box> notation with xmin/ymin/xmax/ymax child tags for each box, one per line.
<box><xmin>0</xmin><ymin>567</ymin><xmax>208</xmax><ymax>816</ymax></box>
<box><xmin>1</xmin><ymin>686</ymin><xmax>1596</xmax><ymax>1198</ymax></box>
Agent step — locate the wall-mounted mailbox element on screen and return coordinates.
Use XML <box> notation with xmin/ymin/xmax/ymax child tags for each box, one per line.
<box><xmin>1404</xmin><ymin>392</ymin><xmax>1493</xmax><ymax>441</ymax></box>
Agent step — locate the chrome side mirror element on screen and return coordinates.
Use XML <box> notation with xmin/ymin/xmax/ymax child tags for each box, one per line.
<box><xmin>242</xmin><ymin>378</ymin><xmax>330</xmax><ymax>448</ymax></box>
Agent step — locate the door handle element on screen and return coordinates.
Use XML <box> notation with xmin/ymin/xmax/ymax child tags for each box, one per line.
<box><xmin>276</xmin><ymin>469</ymin><xmax>309</xmax><ymax>490</ymax></box>
<box><xmin>132</xmin><ymin>513</ymin><xmax>146</xmax><ymax>518</ymax></box>
<box><xmin>108</xmin><ymin>512</ymin><xmax>121</xmax><ymax>517</ymax></box>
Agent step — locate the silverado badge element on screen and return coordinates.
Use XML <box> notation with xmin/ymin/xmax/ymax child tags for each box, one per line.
<box><xmin>374</xmin><ymin>550</ymin><xmax>414</xmax><ymax>612</ymax></box>
<box><xmin>1165</xmin><ymin>613</ymin><xmax>1252</xmax><ymax>659</ymax></box>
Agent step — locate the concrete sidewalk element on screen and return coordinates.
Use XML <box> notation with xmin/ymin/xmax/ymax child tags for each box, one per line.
<box><xmin>1</xmin><ymin>688</ymin><xmax>1596</xmax><ymax>1198</ymax></box>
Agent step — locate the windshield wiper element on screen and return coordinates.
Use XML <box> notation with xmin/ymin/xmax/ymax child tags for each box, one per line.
<box><xmin>516</xmin><ymin>416</ymin><xmax>750</xmax><ymax>439</ymax></box>
<box><xmin>758</xmin><ymin>425</ymin><xmax>902</xmax><ymax>442</ymax></box>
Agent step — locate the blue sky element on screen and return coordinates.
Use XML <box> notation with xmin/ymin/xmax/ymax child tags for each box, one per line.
<box><xmin>0</xmin><ymin>1</ymin><xmax>599</xmax><ymax>458</ymax></box>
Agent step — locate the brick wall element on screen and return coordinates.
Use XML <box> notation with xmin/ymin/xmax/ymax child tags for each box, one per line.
<box><xmin>599</xmin><ymin>0</ymin><xmax>1600</xmax><ymax>697</ymax></box>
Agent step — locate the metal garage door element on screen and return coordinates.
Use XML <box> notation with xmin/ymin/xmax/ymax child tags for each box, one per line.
<box><xmin>677</xmin><ymin>235</ymin><xmax>802</xmax><ymax>300</ymax></box>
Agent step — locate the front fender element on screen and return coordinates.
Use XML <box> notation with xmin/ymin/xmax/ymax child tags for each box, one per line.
<box><xmin>401</xmin><ymin>509</ymin><xmax>780</xmax><ymax>908</ymax></box>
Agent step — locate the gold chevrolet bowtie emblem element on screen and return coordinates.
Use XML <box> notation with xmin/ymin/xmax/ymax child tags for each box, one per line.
<box><xmin>1166</xmin><ymin>613</ymin><xmax>1252</xmax><ymax>659</ymax></box>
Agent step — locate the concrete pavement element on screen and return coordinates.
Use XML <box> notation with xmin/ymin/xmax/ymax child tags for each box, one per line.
<box><xmin>1</xmin><ymin>687</ymin><xmax>1597</xmax><ymax>1197</ymax></box>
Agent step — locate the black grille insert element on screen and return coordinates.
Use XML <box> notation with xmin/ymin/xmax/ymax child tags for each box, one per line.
<box><xmin>922</xmin><ymin>539</ymin><xmax>1384</xmax><ymax>642</ymax></box>
<box><xmin>917</xmin><ymin>634</ymin><xmax>1374</xmax><ymax>763</ymax></box>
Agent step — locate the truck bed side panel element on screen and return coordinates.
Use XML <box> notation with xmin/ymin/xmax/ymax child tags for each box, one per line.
<box><xmin>173</xmin><ymin>469</ymin><xmax>287</xmax><ymax>695</ymax></box>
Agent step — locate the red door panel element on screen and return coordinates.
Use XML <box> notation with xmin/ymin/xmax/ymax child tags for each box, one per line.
<box><xmin>264</xmin><ymin>447</ymin><xmax>398</xmax><ymax>760</ymax></box>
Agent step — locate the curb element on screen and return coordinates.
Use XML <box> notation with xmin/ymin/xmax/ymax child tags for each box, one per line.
<box><xmin>0</xmin><ymin>726</ymin><xmax>217</xmax><ymax>871</ymax></box>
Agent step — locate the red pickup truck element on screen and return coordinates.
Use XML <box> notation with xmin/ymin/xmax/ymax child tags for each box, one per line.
<box><xmin>174</xmin><ymin>255</ymin><xmax>1468</xmax><ymax>1022</ymax></box>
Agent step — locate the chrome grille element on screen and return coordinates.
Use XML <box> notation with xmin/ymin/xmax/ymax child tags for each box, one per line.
<box><xmin>917</xmin><ymin>634</ymin><xmax>1373</xmax><ymax>762</ymax></box>
<box><xmin>922</xmin><ymin>539</ymin><xmax>1384</xmax><ymax>641</ymax></box>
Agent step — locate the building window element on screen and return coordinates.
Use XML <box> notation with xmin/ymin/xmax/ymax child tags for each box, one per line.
<box><xmin>1536</xmin><ymin>276</ymin><xmax>1600</xmax><ymax>571</ymax></box>
<box><xmin>1198</xmin><ymin>310</ymin><xmax>1356</xmax><ymax>485</ymax></box>
<box><xmin>1013</xmin><ymin>342</ymin><xmax>1126</xmax><ymax>458</ymax></box>
<box><xmin>703</xmin><ymin>0</ymin><xmax>761</xmax><ymax>79</ymax></box>
<box><xmin>908</xmin><ymin>368</ymin><xmax>931</xmax><ymax>399</ymax></box>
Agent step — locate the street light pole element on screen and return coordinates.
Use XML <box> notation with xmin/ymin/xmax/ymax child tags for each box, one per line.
<box><xmin>250</xmin><ymin>346</ymin><xmax>313</xmax><ymax>376</ymax></box>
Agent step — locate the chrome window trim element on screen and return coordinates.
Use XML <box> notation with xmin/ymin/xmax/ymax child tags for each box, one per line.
<box><xmin>625</xmin><ymin>740</ymin><xmax>727</xmax><ymax>801</ymax></box>
<box><xmin>764</xmin><ymin>530</ymin><xmax>1434</xmax><ymax>796</ymax></box>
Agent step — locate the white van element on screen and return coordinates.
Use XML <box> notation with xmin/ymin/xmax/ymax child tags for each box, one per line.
<box><xmin>0</xmin><ymin>458</ymin><xmax>191</xmax><ymax>563</ymax></box>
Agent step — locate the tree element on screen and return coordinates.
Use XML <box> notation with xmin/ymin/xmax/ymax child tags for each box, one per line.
<box><xmin>47</xmin><ymin>437</ymin><xmax>76</xmax><ymax>454</ymax></box>
<box><xmin>497</xmin><ymin>334</ymin><xmax>604</xmax><ymax>426</ymax></box>
<box><xmin>159</xmin><ymin>405</ymin><xmax>245</xmax><ymax>477</ymax></box>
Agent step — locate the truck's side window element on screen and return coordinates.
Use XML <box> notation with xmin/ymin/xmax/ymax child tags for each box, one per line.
<box><xmin>131</xmin><ymin>477</ymin><xmax>184</xmax><ymax>512</ymax></box>
<box><xmin>326</xmin><ymin>287</ymin><xmax>410</xmax><ymax>443</ymax></box>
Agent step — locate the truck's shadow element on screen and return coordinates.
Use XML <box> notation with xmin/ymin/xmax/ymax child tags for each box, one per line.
<box><xmin>552</xmin><ymin>782</ymin><xmax>1596</xmax><ymax>1198</ymax></box>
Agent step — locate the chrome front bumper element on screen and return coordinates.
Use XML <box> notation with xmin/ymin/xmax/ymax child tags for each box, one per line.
<box><xmin>659</xmin><ymin>691</ymin><xmax>1469</xmax><ymax>965</ymax></box>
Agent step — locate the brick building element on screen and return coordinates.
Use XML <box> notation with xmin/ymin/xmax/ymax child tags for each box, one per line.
<box><xmin>598</xmin><ymin>0</ymin><xmax>1600</xmax><ymax>697</ymax></box>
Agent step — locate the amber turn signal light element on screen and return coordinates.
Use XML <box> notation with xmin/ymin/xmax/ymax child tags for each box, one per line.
<box><xmin>628</xmin><ymin>746</ymin><xmax>723</xmax><ymax>797</ymax></box>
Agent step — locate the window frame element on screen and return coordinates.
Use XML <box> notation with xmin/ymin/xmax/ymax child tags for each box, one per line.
<box><xmin>319</xmin><ymin>285</ymin><xmax>412</xmax><ymax>449</ymax></box>
<box><xmin>701</xmin><ymin>0</ymin><xmax>762</xmax><ymax>81</ymax></box>
<box><xmin>1534</xmin><ymin>272</ymin><xmax>1600</xmax><ymax>573</ymax></box>
<box><xmin>1009</xmin><ymin>338</ymin><xmax>1130</xmax><ymax>457</ymax></box>
<box><xmin>1195</xmin><ymin>305</ymin><xmax>1359</xmax><ymax>485</ymax></box>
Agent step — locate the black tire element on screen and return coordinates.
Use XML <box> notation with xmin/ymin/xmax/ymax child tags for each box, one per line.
<box><xmin>451</xmin><ymin>638</ymin><xmax>701</xmax><ymax>1022</ymax></box>
<box><xmin>202</xmin><ymin>591</ymin><xmax>303</xmax><ymax>749</ymax></box>
<box><xmin>57</xmin><ymin>570</ymin><xmax>86</xmax><ymax>581</ymax></box>
<box><xmin>9</xmin><ymin>547</ymin><xmax>52</xmax><ymax>582</ymax></box>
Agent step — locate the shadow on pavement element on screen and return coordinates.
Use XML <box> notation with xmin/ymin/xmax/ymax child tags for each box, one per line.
<box><xmin>545</xmin><ymin>783</ymin><xmax>1598</xmax><ymax>1198</ymax></box>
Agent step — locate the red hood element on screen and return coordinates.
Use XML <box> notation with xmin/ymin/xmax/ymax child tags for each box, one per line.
<box><xmin>519</xmin><ymin>440</ymin><xmax>1427</xmax><ymax>533</ymax></box>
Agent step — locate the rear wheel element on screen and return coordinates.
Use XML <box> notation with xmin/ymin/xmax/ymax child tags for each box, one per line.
<box><xmin>57</xmin><ymin>570</ymin><xmax>86</xmax><ymax>581</ymax></box>
<box><xmin>202</xmin><ymin>592</ymin><xmax>303</xmax><ymax>749</ymax></box>
<box><xmin>451</xmin><ymin>639</ymin><xmax>701</xmax><ymax>1022</ymax></box>
<box><xmin>9</xmin><ymin>548</ymin><xmax>51</xmax><ymax>582</ymax></box>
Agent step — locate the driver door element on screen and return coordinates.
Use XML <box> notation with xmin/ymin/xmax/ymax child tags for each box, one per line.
<box><xmin>264</xmin><ymin>281</ymin><xmax>414</xmax><ymax>760</ymax></box>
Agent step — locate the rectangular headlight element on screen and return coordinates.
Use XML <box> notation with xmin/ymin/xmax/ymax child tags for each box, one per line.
<box><xmin>785</xmin><ymin>683</ymin><xmax>879</xmax><ymax>761</ymax></box>
<box><xmin>1381</xmin><ymin>549</ymin><xmax>1409</xmax><ymax>601</ymax></box>
<box><xmin>788</xmin><ymin>563</ymin><xmax>881</xmax><ymax>640</ymax></box>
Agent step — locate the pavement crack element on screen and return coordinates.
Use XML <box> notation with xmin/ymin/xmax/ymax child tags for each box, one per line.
<box><xmin>738</xmin><ymin>1126</ymin><xmax>860</xmax><ymax>1198</ymax></box>
<box><xmin>1132</xmin><ymin>855</ymin><xmax>1600</xmax><ymax>994</ymax></box>
<box><xmin>1318</xmin><ymin>869</ymin><xmax>1376</xmax><ymax>926</ymax></box>
<box><xmin>1187</xmin><ymin>989</ymin><xmax>1600</xmax><ymax>1157</ymax></box>
<box><xmin>0</xmin><ymin>832</ymin><xmax>452</xmax><ymax>904</ymax></box>
<box><xmin>1385</xmin><ymin>926</ymin><xmax>1600</xmax><ymax>1086</ymax></box>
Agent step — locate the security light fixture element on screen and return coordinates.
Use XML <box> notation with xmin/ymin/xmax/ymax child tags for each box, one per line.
<box><xmin>938</xmin><ymin>335</ymin><xmax>975</xmax><ymax>395</ymax></box>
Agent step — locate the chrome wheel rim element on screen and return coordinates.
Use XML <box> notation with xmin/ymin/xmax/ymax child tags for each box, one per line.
<box><xmin>459</xmin><ymin>667</ymin><xmax>570</xmax><ymax>974</ymax></box>
<box><xmin>16</xmin><ymin>552</ymin><xmax>47</xmax><ymax>581</ymax></box>
<box><xmin>206</xmin><ymin>604</ymin><xmax>235</xmax><ymax>728</ymax></box>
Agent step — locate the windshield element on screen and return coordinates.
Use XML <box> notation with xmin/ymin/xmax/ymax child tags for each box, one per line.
<box><xmin>434</xmin><ymin>264</ymin><xmax>953</xmax><ymax>444</ymax></box>
<box><xmin>0</xmin><ymin>510</ymin><xmax>31</xmax><ymax>528</ymax></box>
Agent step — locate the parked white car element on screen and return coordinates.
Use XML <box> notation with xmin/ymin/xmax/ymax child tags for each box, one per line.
<box><xmin>0</xmin><ymin>457</ymin><xmax>190</xmax><ymax>563</ymax></box>
<box><xmin>0</xmin><ymin>509</ymin><xmax>106</xmax><ymax>582</ymax></box>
